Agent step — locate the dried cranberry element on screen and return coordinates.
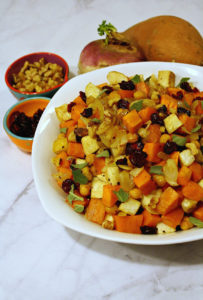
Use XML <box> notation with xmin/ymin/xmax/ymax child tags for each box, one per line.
<box><xmin>67</xmin><ymin>102</ymin><xmax>76</xmax><ymax>112</ymax></box>
<box><xmin>79</xmin><ymin>91</ymin><xmax>86</xmax><ymax>103</ymax></box>
<box><xmin>74</xmin><ymin>127</ymin><xmax>88</xmax><ymax>137</ymax></box>
<box><xmin>180</xmin><ymin>81</ymin><xmax>193</xmax><ymax>92</ymax></box>
<box><xmin>151</xmin><ymin>113</ymin><xmax>164</xmax><ymax>125</ymax></box>
<box><xmin>119</xmin><ymin>80</ymin><xmax>135</xmax><ymax>90</ymax></box>
<box><xmin>136</xmin><ymin>206</ymin><xmax>144</xmax><ymax>215</ymax></box>
<box><xmin>117</xmin><ymin>99</ymin><xmax>129</xmax><ymax>109</ymax></box>
<box><xmin>10</xmin><ymin>111</ymin><xmax>20</xmax><ymax>123</ymax></box>
<box><xmin>193</xmin><ymin>87</ymin><xmax>199</xmax><ymax>93</ymax></box>
<box><xmin>81</xmin><ymin>108</ymin><xmax>93</xmax><ymax>118</ymax></box>
<box><xmin>171</xmin><ymin>91</ymin><xmax>183</xmax><ymax>100</ymax></box>
<box><xmin>140</xmin><ymin>226</ymin><xmax>157</xmax><ymax>234</ymax></box>
<box><xmin>177</xmin><ymin>107</ymin><xmax>191</xmax><ymax>116</ymax></box>
<box><xmin>163</xmin><ymin>141</ymin><xmax>177</xmax><ymax>154</ymax></box>
<box><xmin>116</xmin><ymin>158</ymin><xmax>128</xmax><ymax>165</ymax></box>
<box><xmin>62</xmin><ymin>179</ymin><xmax>75</xmax><ymax>193</ymax></box>
<box><xmin>125</xmin><ymin>141</ymin><xmax>144</xmax><ymax>155</ymax></box>
<box><xmin>102</xmin><ymin>85</ymin><xmax>113</xmax><ymax>94</ymax></box>
<box><xmin>74</xmin><ymin>127</ymin><xmax>88</xmax><ymax>143</ymax></box>
<box><xmin>176</xmin><ymin>225</ymin><xmax>181</xmax><ymax>231</ymax></box>
<box><xmin>137</xmin><ymin>141</ymin><xmax>144</xmax><ymax>150</ymax></box>
<box><xmin>194</xmin><ymin>96</ymin><xmax>203</xmax><ymax>101</ymax></box>
<box><xmin>157</xmin><ymin>105</ymin><xmax>167</xmax><ymax>114</ymax></box>
<box><xmin>176</xmin><ymin>145</ymin><xmax>186</xmax><ymax>152</ymax></box>
<box><xmin>33</xmin><ymin>109</ymin><xmax>43</xmax><ymax>122</ymax></box>
<box><xmin>129</xmin><ymin>150</ymin><xmax>147</xmax><ymax>167</ymax></box>
<box><xmin>10</xmin><ymin>112</ymin><xmax>33</xmax><ymax>137</ymax></box>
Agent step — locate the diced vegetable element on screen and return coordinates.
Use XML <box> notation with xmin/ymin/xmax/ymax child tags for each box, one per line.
<box><xmin>164</xmin><ymin>113</ymin><xmax>182</xmax><ymax>134</ymax></box>
<box><xmin>133</xmin><ymin>169</ymin><xmax>156</xmax><ymax>195</ymax></box>
<box><xmin>142</xmin><ymin>210</ymin><xmax>161</xmax><ymax>227</ymax></box>
<box><xmin>67</xmin><ymin>142</ymin><xmax>85</xmax><ymax>158</ymax></box>
<box><xmin>53</xmin><ymin>137</ymin><xmax>68</xmax><ymax>153</ymax></box>
<box><xmin>161</xmin><ymin>94</ymin><xmax>177</xmax><ymax>111</ymax></box>
<box><xmin>138</xmin><ymin>107</ymin><xmax>156</xmax><ymax>123</ymax></box>
<box><xmin>85</xmin><ymin>198</ymin><xmax>106</xmax><ymax>225</ymax></box>
<box><xmin>119</xmin><ymin>199</ymin><xmax>141</xmax><ymax>215</ymax></box>
<box><xmin>107</xmin><ymin>71</ymin><xmax>128</xmax><ymax>85</ymax></box>
<box><xmin>177</xmin><ymin>165</ymin><xmax>192</xmax><ymax>186</ymax></box>
<box><xmin>162</xmin><ymin>208</ymin><xmax>184</xmax><ymax>228</ymax></box>
<box><xmin>192</xmin><ymin>206</ymin><xmax>203</xmax><ymax>222</ymax></box>
<box><xmin>182</xmin><ymin>181</ymin><xmax>203</xmax><ymax>201</ymax></box>
<box><xmin>156</xmin><ymin>222</ymin><xmax>176</xmax><ymax>234</ymax></box>
<box><xmin>93</xmin><ymin>157</ymin><xmax>105</xmax><ymax>174</ymax></box>
<box><xmin>181</xmin><ymin>198</ymin><xmax>197</xmax><ymax>213</ymax></box>
<box><xmin>179</xmin><ymin>149</ymin><xmax>195</xmax><ymax>167</ymax></box>
<box><xmin>81</xmin><ymin>136</ymin><xmax>99</xmax><ymax>155</ymax></box>
<box><xmin>156</xmin><ymin>187</ymin><xmax>179</xmax><ymax>214</ymax></box>
<box><xmin>189</xmin><ymin>162</ymin><xmax>203</xmax><ymax>182</ymax></box>
<box><xmin>143</xmin><ymin>143</ymin><xmax>161</xmax><ymax>163</ymax></box>
<box><xmin>91</xmin><ymin>178</ymin><xmax>107</xmax><ymax>198</ymax></box>
<box><xmin>114</xmin><ymin>215</ymin><xmax>143</xmax><ymax>233</ymax></box>
<box><xmin>158</xmin><ymin>70</ymin><xmax>175</xmax><ymax>88</ymax></box>
<box><xmin>122</xmin><ymin>110</ymin><xmax>143</xmax><ymax>133</ymax></box>
<box><xmin>55</xmin><ymin>104</ymin><xmax>71</xmax><ymax>121</ymax></box>
<box><xmin>102</xmin><ymin>184</ymin><xmax>120</xmax><ymax>207</ymax></box>
<box><xmin>85</xmin><ymin>82</ymin><xmax>101</xmax><ymax>98</ymax></box>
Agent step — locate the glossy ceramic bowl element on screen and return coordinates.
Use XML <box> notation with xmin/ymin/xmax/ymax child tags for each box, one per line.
<box><xmin>32</xmin><ymin>62</ymin><xmax>203</xmax><ymax>245</ymax></box>
<box><xmin>3</xmin><ymin>97</ymin><xmax>50</xmax><ymax>152</ymax></box>
<box><xmin>5</xmin><ymin>52</ymin><xmax>69</xmax><ymax>100</ymax></box>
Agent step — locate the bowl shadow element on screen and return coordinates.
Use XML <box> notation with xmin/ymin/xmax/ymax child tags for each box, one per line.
<box><xmin>65</xmin><ymin>227</ymin><xmax>203</xmax><ymax>266</ymax></box>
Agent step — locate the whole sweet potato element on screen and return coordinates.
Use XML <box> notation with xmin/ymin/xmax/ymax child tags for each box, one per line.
<box><xmin>123</xmin><ymin>15</ymin><xmax>203</xmax><ymax>65</ymax></box>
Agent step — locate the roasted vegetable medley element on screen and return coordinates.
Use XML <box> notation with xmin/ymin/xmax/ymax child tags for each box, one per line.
<box><xmin>52</xmin><ymin>70</ymin><xmax>203</xmax><ymax>234</ymax></box>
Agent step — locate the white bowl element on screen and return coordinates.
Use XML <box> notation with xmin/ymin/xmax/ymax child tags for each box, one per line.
<box><xmin>32</xmin><ymin>62</ymin><xmax>203</xmax><ymax>245</ymax></box>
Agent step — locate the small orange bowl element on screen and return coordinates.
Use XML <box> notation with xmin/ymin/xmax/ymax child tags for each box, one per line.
<box><xmin>3</xmin><ymin>97</ymin><xmax>50</xmax><ymax>152</ymax></box>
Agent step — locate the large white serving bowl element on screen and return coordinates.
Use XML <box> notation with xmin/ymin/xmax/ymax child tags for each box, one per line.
<box><xmin>32</xmin><ymin>62</ymin><xmax>203</xmax><ymax>245</ymax></box>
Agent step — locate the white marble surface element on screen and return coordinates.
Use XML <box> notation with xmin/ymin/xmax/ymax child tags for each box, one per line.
<box><xmin>1</xmin><ymin>1</ymin><xmax>203</xmax><ymax>299</ymax></box>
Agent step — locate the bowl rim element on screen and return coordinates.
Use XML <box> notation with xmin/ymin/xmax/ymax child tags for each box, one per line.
<box><xmin>3</xmin><ymin>96</ymin><xmax>51</xmax><ymax>141</ymax></box>
<box><xmin>5</xmin><ymin>51</ymin><xmax>69</xmax><ymax>96</ymax></box>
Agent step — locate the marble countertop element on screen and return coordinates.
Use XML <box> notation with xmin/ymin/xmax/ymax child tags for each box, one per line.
<box><xmin>1</xmin><ymin>1</ymin><xmax>203</xmax><ymax>299</ymax></box>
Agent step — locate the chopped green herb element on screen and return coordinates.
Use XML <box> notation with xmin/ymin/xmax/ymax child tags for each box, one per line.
<box><xmin>72</xmin><ymin>169</ymin><xmax>88</xmax><ymax>184</ymax></box>
<box><xmin>176</xmin><ymin>77</ymin><xmax>190</xmax><ymax>87</ymax></box>
<box><xmin>201</xmin><ymin>101</ymin><xmax>203</xmax><ymax>109</ymax></box>
<box><xmin>98</xmin><ymin>88</ymin><xmax>108</xmax><ymax>97</ymax></box>
<box><xmin>189</xmin><ymin>217</ymin><xmax>203</xmax><ymax>228</ymax></box>
<box><xmin>67</xmin><ymin>185</ymin><xmax>84</xmax><ymax>204</ymax></box>
<box><xmin>60</xmin><ymin>128</ymin><xmax>67</xmax><ymax>133</ymax></box>
<box><xmin>191</xmin><ymin>124</ymin><xmax>201</xmax><ymax>133</ymax></box>
<box><xmin>71</xmin><ymin>162</ymin><xmax>88</xmax><ymax>169</ymax></box>
<box><xmin>91</xmin><ymin>118</ymin><xmax>101</xmax><ymax>123</ymax></box>
<box><xmin>97</xmin><ymin>20</ymin><xmax>117</xmax><ymax>45</ymax></box>
<box><xmin>74</xmin><ymin>204</ymin><xmax>85</xmax><ymax>213</ymax></box>
<box><xmin>130</xmin><ymin>100</ymin><xmax>143</xmax><ymax>112</ymax></box>
<box><xmin>144</xmin><ymin>76</ymin><xmax>151</xmax><ymax>83</ymax></box>
<box><xmin>113</xmin><ymin>188</ymin><xmax>128</xmax><ymax>202</ymax></box>
<box><xmin>149</xmin><ymin>165</ymin><xmax>163</xmax><ymax>175</ymax></box>
<box><xmin>201</xmin><ymin>146</ymin><xmax>203</xmax><ymax>154</ymax></box>
<box><xmin>96</xmin><ymin>150</ymin><xmax>110</xmax><ymax>158</ymax></box>
<box><xmin>172</xmin><ymin>135</ymin><xmax>187</xmax><ymax>146</ymax></box>
<box><xmin>131</xmin><ymin>74</ymin><xmax>141</xmax><ymax>84</ymax></box>
<box><xmin>183</xmin><ymin>100</ymin><xmax>190</xmax><ymax>109</ymax></box>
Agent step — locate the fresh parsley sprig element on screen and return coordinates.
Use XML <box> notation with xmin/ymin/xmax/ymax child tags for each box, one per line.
<box><xmin>189</xmin><ymin>217</ymin><xmax>203</xmax><ymax>228</ymax></box>
<box><xmin>113</xmin><ymin>188</ymin><xmax>128</xmax><ymax>202</ymax></box>
<box><xmin>97</xmin><ymin>20</ymin><xmax>117</xmax><ymax>45</ymax></box>
<box><xmin>67</xmin><ymin>185</ymin><xmax>84</xmax><ymax>204</ymax></box>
